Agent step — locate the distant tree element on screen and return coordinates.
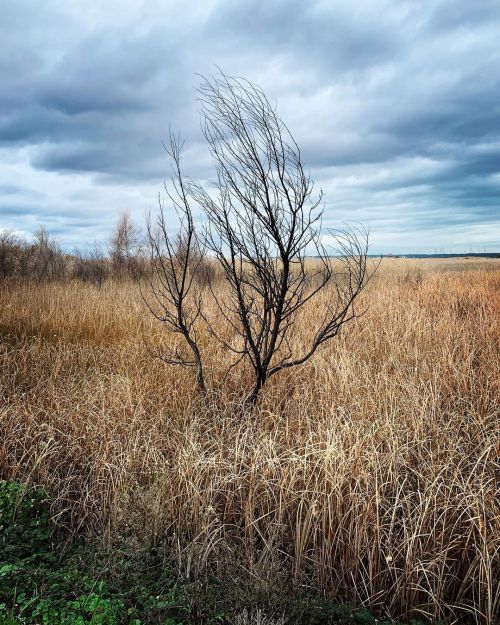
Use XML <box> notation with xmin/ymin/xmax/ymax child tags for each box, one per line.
<box><xmin>0</xmin><ymin>230</ymin><xmax>20</xmax><ymax>278</ymax></box>
<box><xmin>110</xmin><ymin>210</ymin><xmax>143</xmax><ymax>278</ymax></box>
<box><xmin>146</xmin><ymin>72</ymin><xmax>370</xmax><ymax>407</ymax></box>
<box><xmin>29</xmin><ymin>227</ymin><xmax>66</xmax><ymax>281</ymax></box>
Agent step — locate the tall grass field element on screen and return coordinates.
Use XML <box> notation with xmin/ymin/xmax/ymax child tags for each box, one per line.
<box><xmin>0</xmin><ymin>258</ymin><xmax>498</xmax><ymax>624</ymax></box>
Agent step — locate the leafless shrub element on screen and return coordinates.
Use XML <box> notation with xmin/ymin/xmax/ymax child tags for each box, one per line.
<box><xmin>0</xmin><ymin>230</ymin><xmax>21</xmax><ymax>278</ymax></box>
<box><xmin>72</xmin><ymin>243</ymin><xmax>109</xmax><ymax>288</ymax></box>
<box><xmin>110</xmin><ymin>209</ymin><xmax>146</xmax><ymax>280</ymax></box>
<box><xmin>147</xmin><ymin>72</ymin><xmax>370</xmax><ymax>406</ymax></box>
<box><xmin>194</xmin><ymin>257</ymin><xmax>217</xmax><ymax>287</ymax></box>
<box><xmin>143</xmin><ymin>133</ymin><xmax>207</xmax><ymax>394</ymax></box>
<box><xmin>24</xmin><ymin>227</ymin><xmax>67</xmax><ymax>282</ymax></box>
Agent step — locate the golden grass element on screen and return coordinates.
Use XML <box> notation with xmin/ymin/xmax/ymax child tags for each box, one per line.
<box><xmin>0</xmin><ymin>258</ymin><xmax>499</xmax><ymax>624</ymax></box>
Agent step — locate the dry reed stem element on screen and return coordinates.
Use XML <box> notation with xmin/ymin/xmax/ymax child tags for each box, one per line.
<box><xmin>0</xmin><ymin>258</ymin><xmax>498</xmax><ymax>624</ymax></box>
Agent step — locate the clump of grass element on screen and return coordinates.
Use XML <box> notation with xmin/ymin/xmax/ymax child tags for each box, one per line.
<box><xmin>0</xmin><ymin>259</ymin><xmax>498</xmax><ymax>624</ymax></box>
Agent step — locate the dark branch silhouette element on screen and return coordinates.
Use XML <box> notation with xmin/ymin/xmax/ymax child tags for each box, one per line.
<box><xmin>143</xmin><ymin>132</ymin><xmax>207</xmax><ymax>395</ymax></box>
<box><xmin>146</xmin><ymin>71</ymin><xmax>370</xmax><ymax>407</ymax></box>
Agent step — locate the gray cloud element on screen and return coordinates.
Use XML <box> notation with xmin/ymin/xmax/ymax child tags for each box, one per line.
<box><xmin>0</xmin><ymin>0</ymin><xmax>499</xmax><ymax>252</ymax></box>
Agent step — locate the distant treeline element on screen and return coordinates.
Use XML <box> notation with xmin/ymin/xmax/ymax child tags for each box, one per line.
<box><xmin>0</xmin><ymin>212</ymin><xmax>149</xmax><ymax>286</ymax></box>
<box><xmin>3</xmin><ymin>213</ymin><xmax>498</xmax><ymax>287</ymax></box>
<box><xmin>371</xmin><ymin>252</ymin><xmax>500</xmax><ymax>259</ymax></box>
<box><xmin>0</xmin><ymin>210</ymin><xmax>217</xmax><ymax>287</ymax></box>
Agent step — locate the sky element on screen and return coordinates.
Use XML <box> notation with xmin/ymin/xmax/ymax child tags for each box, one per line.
<box><xmin>1</xmin><ymin>0</ymin><xmax>499</xmax><ymax>254</ymax></box>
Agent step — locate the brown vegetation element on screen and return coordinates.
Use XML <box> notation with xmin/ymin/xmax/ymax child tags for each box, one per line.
<box><xmin>0</xmin><ymin>258</ymin><xmax>499</xmax><ymax>624</ymax></box>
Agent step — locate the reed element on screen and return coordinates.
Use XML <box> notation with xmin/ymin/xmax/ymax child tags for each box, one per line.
<box><xmin>0</xmin><ymin>258</ymin><xmax>498</xmax><ymax>624</ymax></box>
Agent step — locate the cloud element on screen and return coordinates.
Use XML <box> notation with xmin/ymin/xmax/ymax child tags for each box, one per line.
<box><xmin>0</xmin><ymin>0</ymin><xmax>499</xmax><ymax>252</ymax></box>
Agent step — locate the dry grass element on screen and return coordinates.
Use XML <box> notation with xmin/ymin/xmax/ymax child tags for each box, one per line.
<box><xmin>0</xmin><ymin>258</ymin><xmax>499</xmax><ymax>624</ymax></box>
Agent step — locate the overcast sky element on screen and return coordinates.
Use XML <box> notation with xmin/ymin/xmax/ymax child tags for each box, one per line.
<box><xmin>1</xmin><ymin>0</ymin><xmax>499</xmax><ymax>253</ymax></box>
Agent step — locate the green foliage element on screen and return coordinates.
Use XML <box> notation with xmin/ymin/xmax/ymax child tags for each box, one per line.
<box><xmin>0</xmin><ymin>480</ymin><xmax>181</xmax><ymax>625</ymax></box>
<box><xmin>0</xmin><ymin>611</ymin><xmax>23</xmax><ymax>625</ymax></box>
<box><xmin>0</xmin><ymin>480</ymin><xmax>51</xmax><ymax>561</ymax></box>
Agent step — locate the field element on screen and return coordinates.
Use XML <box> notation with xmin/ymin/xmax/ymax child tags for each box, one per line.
<box><xmin>0</xmin><ymin>258</ymin><xmax>499</xmax><ymax>624</ymax></box>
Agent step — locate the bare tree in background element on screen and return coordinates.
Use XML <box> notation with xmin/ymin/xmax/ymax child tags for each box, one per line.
<box><xmin>30</xmin><ymin>227</ymin><xmax>66</xmax><ymax>281</ymax></box>
<box><xmin>147</xmin><ymin>72</ymin><xmax>369</xmax><ymax>407</ymax></box>
<box><xmin>0</xmin><ymin>230</ymin><xmax>20</xmax><ymax>279</ymax></box>
<box><xmin>0</xmin><ymin>227</ymin><xmax>52</xmax><ymax>282</ymax></box>
<box><xmin>110</xmin><ymin>209</ymin><xmax>143</xmax><ymax>278</ymax></box>
<box><xmin>143</xmin><ymin>133</ymin><xmax>207</xmax><ymax>394</ymax></box>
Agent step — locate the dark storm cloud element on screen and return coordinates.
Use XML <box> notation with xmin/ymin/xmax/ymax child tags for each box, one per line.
<box><xmin>0</xmin><ymin>0</ymin><xmax>499</xmax><ymax>251</ymax></box>
<box><xmin>205</xmin><ymin>0</ymin><xmax>400</xmax><ymax>73</ymax></box>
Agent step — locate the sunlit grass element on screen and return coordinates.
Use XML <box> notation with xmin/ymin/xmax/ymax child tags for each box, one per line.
<box><xmin>0</xmin><ymin>258</ymin><xmax>498</xmax><ymax>624</ymax></box>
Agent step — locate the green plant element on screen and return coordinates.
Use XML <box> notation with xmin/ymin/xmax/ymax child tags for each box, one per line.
<box><xmin>0</xmin><ymin>481</ymin><xmax>119</xmax><ymax>624</ymax></box>
<box><xmin>0</xmin><ymin>481</ymin><xmax>185</xmax><ymax>625</ymax></box>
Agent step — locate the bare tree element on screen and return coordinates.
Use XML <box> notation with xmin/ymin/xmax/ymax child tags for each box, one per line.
<box><xmin>192</xmin><ymin>72</ymin><xmax>369</xmax><ymax>406</ymax></box>
<box><xmin>147</xmin><ymin>72</ymin><xmax>370</xmax><ymax>407</ymax></box>
<box><xmin>0</xmin><ymin>230</ymin><xmax>20</xmax><ymax>279</ymax></box>
<box><xmin>110</xmin><ymin>209</ymin><xmax>143</xmax><ymax>278</ymax></box>
<box><xmin>143</xmin><ymin>133</ymin><xmax>207</xmax><ymax>394</ymax></box>
<box><xmin>29</xmin><ymin>227</ymin><xmax>66</xmax><ymax>281</ymax></box>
